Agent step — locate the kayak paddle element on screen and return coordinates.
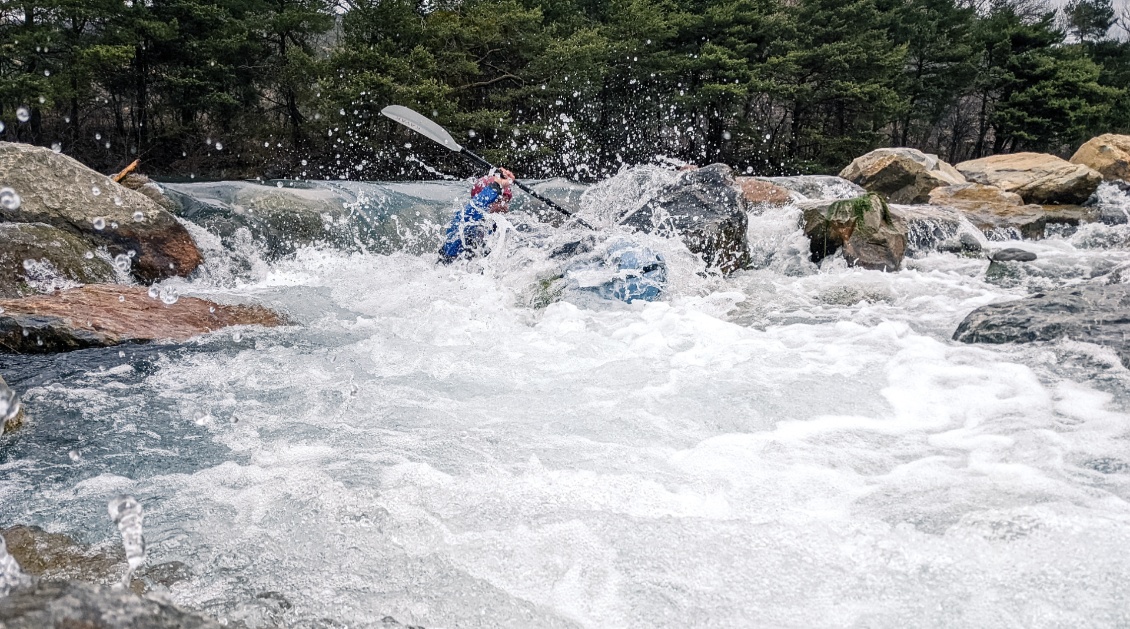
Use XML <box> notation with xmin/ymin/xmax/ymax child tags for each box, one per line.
<box><xmin>381</xmin><ymin>105</ymin><xmax>594</xmax><ymax>230</ymax></box>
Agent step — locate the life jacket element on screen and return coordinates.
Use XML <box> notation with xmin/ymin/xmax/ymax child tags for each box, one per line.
<box><xmin>438</xmin><ymin>180</ymin><xmax>506</xmax><ymax>261</ymax></box>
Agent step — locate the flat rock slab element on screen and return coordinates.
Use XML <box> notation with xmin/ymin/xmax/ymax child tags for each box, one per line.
<box><xmin>0</xmin><ymin>580</ymin><xmax>221</xmax><ymax>629</ymax></box>
<box><xmin>955</xmin><ymin>152</ymin><xmax>1102</xmax><ymax>205</ymax></box>
<box><xmin>953</xmin><ymin>283</ymin><xmax>1130</xmax><ymax>368</ymax></box>
<box><xmin>0</xmin><ymin>285</ymin><xmax>286</xmax><ymax>353</ymax></box>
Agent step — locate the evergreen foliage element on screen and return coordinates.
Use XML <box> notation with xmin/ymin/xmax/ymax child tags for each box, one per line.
<box><xmin>2</xmin><ymin>0</ymin><xmax>1130</xmax><ymax>180</ymax></box>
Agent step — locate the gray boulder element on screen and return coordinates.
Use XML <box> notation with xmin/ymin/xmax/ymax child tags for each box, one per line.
<box><xmin>991</xmin><ymin>248</ymin><xmax>1038</xmax><ymax>262</ymax></box>
<box><xmin>0</xmin><ymin>223</ymin><xmax>117</xmax><ymax>298</ymax></box>
<box><xmin>801</xmin><ymin>193</ymin><xmax>908</xmax><ymax>271</ymax></box>
<box><xmin>0</xmin><ymin>580</ymin><xmax>222</xmax><ymax>629</ymax></box>
<box><xmin>620</xmin><ymin>164</ymin><xmax>751</xmax><ymax>274</ymax></box>
<box><xmin>0</xmin><ymin>142</ymin><xmax>203</xmax><ymax>282</ymax></box>
<box><xmin>953</xmin><ymin>283</ymin><xmax>1130</xmax><ymax>368</ymax></box>
<box><xmin>840</xmin><ymin>148</ymin><xmax>967</xmax><ymax>204</ymax></box>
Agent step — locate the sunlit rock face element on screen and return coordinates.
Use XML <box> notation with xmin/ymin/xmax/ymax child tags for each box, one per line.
<box><xmin>956</xmin><ymin>152</ymin><xmax>1103</xmax><ymax>205</ymax></box>
<box><xmin>840</xmin><ymin>147</ymin><xmax>966</xmax><ymax>204</ymax></box>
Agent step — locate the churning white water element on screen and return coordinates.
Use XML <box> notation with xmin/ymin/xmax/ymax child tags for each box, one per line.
<box><xmin>2</xmin><ymin>172</ymin><xmax>1129</xmax><ymax>628</ymax></box>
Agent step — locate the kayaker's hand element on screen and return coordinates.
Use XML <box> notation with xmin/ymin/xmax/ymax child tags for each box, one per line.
<box><xmin>496</xmin><ymin>168</ymin><xmax>515</xmax><ymax>188</ymax></box>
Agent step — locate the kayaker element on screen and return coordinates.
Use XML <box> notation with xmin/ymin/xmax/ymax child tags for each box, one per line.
<box><xmin>438</xmin><ymin>168</ymin><xmax>515</xmax><ymax>263</ymax></box>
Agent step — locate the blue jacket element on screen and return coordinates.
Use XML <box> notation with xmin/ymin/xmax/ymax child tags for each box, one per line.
<box><xmin>439</xmin><ymin>183</ymin><xmax>503</xmax><ymax>260</ymax></box>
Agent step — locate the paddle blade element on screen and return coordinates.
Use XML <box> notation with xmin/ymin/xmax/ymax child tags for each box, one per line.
<box><xmin>381</xmin><ymin>105</ymin><xmax>463</xmax><ymax>152</ymax></box>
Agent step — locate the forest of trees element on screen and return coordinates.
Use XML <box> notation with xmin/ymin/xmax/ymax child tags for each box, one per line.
<box><xmin>2</xmin><ymin>0</ymin><xmax>1130</xmax><ymax>181</ymax></box>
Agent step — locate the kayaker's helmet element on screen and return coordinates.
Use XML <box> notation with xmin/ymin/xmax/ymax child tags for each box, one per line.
<box><xmin>472</xmin><ymin>174</ymin><xmax>513</xmax><ymax>213</ymax></box>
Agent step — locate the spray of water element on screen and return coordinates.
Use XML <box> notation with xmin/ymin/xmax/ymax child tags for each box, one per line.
<box><xmin>0</xmin><ymin>534</ymin><xmax>31</xmax><ymax>597</ymax></box>
<box><xmin>107</xmin><ymin>495</ymin><xmax>146</xmax><ymax>588</ymax></box>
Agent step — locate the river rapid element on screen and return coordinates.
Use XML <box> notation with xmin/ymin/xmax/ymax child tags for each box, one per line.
<box><xmin>2</xmin><ymin>169</ymin><xmax>1129</xmax><ymax>628</ymax></box>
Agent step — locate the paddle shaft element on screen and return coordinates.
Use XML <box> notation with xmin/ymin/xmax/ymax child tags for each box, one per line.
<box><xmin>459</xmin><ymin>148</ymin><xmax>594</xmax><ymax>230</ymax></box>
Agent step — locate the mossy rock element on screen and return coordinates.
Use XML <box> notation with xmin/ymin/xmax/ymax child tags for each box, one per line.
<box><xmin>802</xmin><ymin>193</ymin><xmax>907</xmax><ymax>271</ymax></box>
<box><xmin>0</xmin><ymin>223</ymin><xmax>116</xmax><ymax>298</ymax></box>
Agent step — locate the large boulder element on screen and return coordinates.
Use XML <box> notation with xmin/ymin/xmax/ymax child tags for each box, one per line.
<box><xmin>0</xmin><ymin>580</ymin><xmax>222</xmax><ymax>629</ymax></box>
<box><xmin>840</xmin><ymin>148</ymin><xmax>967</xmax><ymax>204</ymax></box>
<box><xmin>953</xmin><ymin>282</ymin><xmax>1130</xmax><ymax>368</ymax></box>
<box><xmin>0</xmin><ymin>285</ymin><xmax>286</xmax><ymax>353</ymax></box>
<box><xmin>889</xmin><ymin>204</ymin><xmax>985</xmax><ymax>257</ymax></box>
<box><xmin>0</xmin><ymin>142</ymin><xmax>203</xmax><ymax>282</ymax></box>
<box><xmin>801</xmin><ymin>193</ymin><xmax>908</xmax><ymax>271</ymax></box>
<box><xmin>0</xmin><ymin>223</ymin><xmax>117</xmax><ymax>298</ymax></box>
<box><xmin>955</xmin><ymin>152</ymin><xmax>1102</xmax><ymax>205</ymax></box>
<box><xmin>620</xmin><ymin>163</ymin><xmax>751</xmax><ymax>274</ymax></box>
<box><xmin>1070</xmin><ymin>134</ymin><xmax>1130</xmax><ymax>181</ymax></box>
<box><xmin>929</xmin><ymin>183</ymin><xmax>1049</xmax><ymax>239</ymax></box>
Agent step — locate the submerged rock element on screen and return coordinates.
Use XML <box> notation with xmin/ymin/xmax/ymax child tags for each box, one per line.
<box><xmin>802</xmin><ymin>194</ymin><xmax>908</xmax><ymax>271</ymax></box>
<box><xmin>953</xmin><ymin>283</ymin><xmax>1130</xmax><ymax>368</ymax></box>
<box><xmin>840</xmin><ymin>147</ymin><xmax>966</xmax><ymax>204</ymax></box>
<box><xmin>621</xmin><ymin>163</ymin><xmax>751</xmax><ymax>274</ymax></box>
<box><xmin>955</xmin><ymin>152</ymin><xmax>1102</xmax><ymax>205</ymax></box>
<box><xmin>0</xmin><ymin>580</ymin><xmax>221</xmax><ymax>629</ymax></box>
<box><xmin>0</xmin><ymin>223</ymin><xmax>117</xmax><ymax>298</ymax></box>
<box><xmin>991</xmin><ymin>248</ymin><xmax>1038</xmax><ymax>262</ymax></box>
<box><xmin>0</xmin><ymin>285</ymin><xmax>286</xmax><ymax>354</ymax></box>
<box><xmin>0</xmin><ymin>142</ymin><xmax>203</xmax><ymax>282</ymax></box>
<box><xmin>1070</xmin><ymin>134</ymin><xmax>1130</xmax><ymax>181</ymax></box>
<box><xmin>758</xmin><ymin>175</ymin><xmax>865</xmax><ymax>201</ymax></box>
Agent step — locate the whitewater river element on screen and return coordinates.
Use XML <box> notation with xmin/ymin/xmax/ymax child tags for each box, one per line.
<box><xmin>2</xmin><ymin>170</ymin><xmax>1129</xmax><ymax>628</ymax></box>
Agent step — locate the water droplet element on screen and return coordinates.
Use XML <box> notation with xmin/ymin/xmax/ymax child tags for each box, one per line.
<box><xmin>232</xmin><ymin>332</ymin><xmax>242</xmax><ymax>342</ymax></box>
<box><xmin>118</xmin><ymin>295</ymin><xmax>125</xmax><ymax>302</ymax></box>
<box><xmin>95</xmin><ymin>133</ymin><xmax>102</xmax><ymax>140</ymax></box>
<box><xmin>37</xmin><ymin>96</ymin><xmax>45</xmax><ymax>104</ymax></box>
<box><xmin>133</xmin><ymin>211</ymin><xmax>144</xmax><ymax>221</ymax></box>
<box><xmin>0</xmin><ymin>187</ymin><xmax>21</xmax><ymax>211</ymax></box>
<box><xmin>215</xmin><ymin>142</ymin><xmax>223</xmax><ymax>150</ymax></box>
<box><xmin>127</xmin><ymin>250</ymin><xmax>136</xmax><ymax>258</ymax></box>
<box><xmin>105</xmin><ymin>142</ymin><xmax>111</xmax><ymax>149</ymax></box>
<box><xmin>68</xmin><ymin>450</ymin><xmax>81</xmax><ymax>462</ymax></box>
<box><xmin>468</xmin><ymin>130</ymin><xmax>477</xmax><ymax>137</ymax></box>
<box><xmin>21</xmin><ymin>259</ymin><xmax>33</xmax><ymax>270</ymax></box>
<box><xmin>147</xmin><ymin>286</ymin><xmax>159</xmax><ymax>299</ymax></box>
<box><xmin>114</xmin><ymin>196</ymin><xmax>123</xmax><ymax>206</ymax></box>
<box><xmin>110</xmin><ymin>221</ymin><xmax>118</xmax><ymax>229</ymax></box>
<box><xmin>118</xmin><ymin>350</ymin><xmax>125</xmax><ymax>357</ymax></box>
<box><xmin>51</xmin><ymin>142</ymin><xmax>61</xmax><ymax>153</ymax></box>
<box><xmin>0</xmin><ymin>122</ymin><xmax>5</xmax><ymax>133</ymax></box>
<box><xmin>107</xmin><ymin>496</ymin><xmax>146</xmax><ymax>586</ymax></box>
<box><xmin>159</xmin><ymin>287</ymin><xmax>179</xmax><ymax>305</ymax></box>
<box><xmin>264</xmin><ymin>141</ymin><xmax>270</xmax><ymax>148</ymax></box>
<box><xmin>301</xmin><ymin>159</ymin><xmax>308</xmax><ymax>166</ymax></box>
<box><xmin>113</xmin><ymin>254</ymin><xmax>131</xmax><ymax>272</ymax></box>
<box><xmin>44</xmin><ymin>70</ymin><xmax>50</xmax><ymax>77</ymax></box>
<box><xmin>83</xmin><ymin>251</ymin><xmax>94</xmax><ymax>259</ymax></box>
<box><xmin>0</xmin><ymin>307</ymin><xmax>4</xmax><ymax>314</ymax></box>
<box><xmin>404</xmin><ymin>143</ymin><xmax>412</xmax><ymax>149</ymax></box>
<box><xmin>209</xmin><ymin>306</ymin><xmax>215</xmax><ymax>313</ymax></box>
<box><xmin>722</xmin><ymin>131</ymin><xmax>732</xmax><ymax>141</ymax></box>
<box><xmin>91</xmin><ymin>186</ymin><xmax>101</xmax><ymax>196</ymax></box>
<box><xmin>92</xmin><ymin>217</ymin><xmax>106</xmax><ymax>230</ymax></box>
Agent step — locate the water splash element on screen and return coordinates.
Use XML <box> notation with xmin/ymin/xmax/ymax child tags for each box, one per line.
<box><xmin>15</xmin><ymin>107</ymin><xmax>29</xmax><ymax>123</ymax></box>
<box><xmin>0</xmin><ymin>534</ymin><xmax>31</xmax><ymax>597</ymax></box>
<box><xmin>107</xmin><ymin>496</ymin><xmax>145</xmax><ymax>587</ymax></box>
<box><xmin>93</xmin><ymin>217</ymin><xmax>106</xmax><ymax>230</ymax></box>
<box><xmin>0</xmin><ymin>187</ymin><xmax>21</xmax><ymax>211</ymax></box>
<box><xmin>0</xmin><ymin>376</ymin><xmax>21</xmax><ymax>429</ymax></box>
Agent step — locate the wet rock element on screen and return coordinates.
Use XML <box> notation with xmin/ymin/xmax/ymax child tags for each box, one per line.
<box><xmin>991</xmin><ymin>248</ymin><xmax>1038</xmax><ymax>262</ymax></box>
<box><xmin>1070</xmin><ymin>134</ymin><xmax>1130</xmax><ymax>181</ymax></box>
<box><xmin>118</xmin><ymin>172</ymin><xmax>180</xmax><ymax>213</ymax></box>
<box><xmin>0</xmin><ymin>285</ymin><xmax>287</xmax><ymax>354</ymax></box>
<box><xmin>620</xmin><ymin>163</ymin><xmax>751</xmax><ymax>274</ymax></box>
<box><xmin>0</xmin><ymin>223</ymin><xmax>117</xmax><ymax>298</ymax></box>
<box><xmin>734</xmin><ymin>177</ymin><xmax>794</xmax><ymax>206</ymax></box>
<box><xmin>802</xmin><ymin>193</ymin><xmax>907</xmax><ymax>271</ymax></box>
<box><xmin>953</xmin><ymin>283</ymin><xmax>1130</xmax><ymax>368</ymax></box>
<box><xmin>888</xmin><ymin>204</ymin><xmax>985</xmax><ymax>256</ymax></box>
<box><xmin>955</xmin><ymin>152</ymin><xmax>1103</xmax><ymax>205</ymax></box>
<box><xmin>758</xmin><ymin>175</ymin><xmax>865</xmax><ymax>201</ymax></box>
<box><xmin>0</xmin><ymin>142</ymin><xmax>203</xmax><ymax>282</ymax></box>
<box><xmin>840</xmin><ymin>148</ymin><xmax>966</xmax><ymax>204</ymax></box>
<box><xmin>928</xmin><ymin>183</ymin><xmax>1103</xmax><ymax>239</ymax></box>
<box><xmin>162</xmin><ymin>180</ymin><xmax>420</xmax><ymax>259</ymax></box>
<box><xmin>0</xmin><ymin>374</ymin><xmax>23</xmax><ymax>435</ymax></box>
<box><xmin>0</xmin><ymin>580</ymin><xmax>222</xmax><ymax>628</ymax></box>
<box><xmin>1</xmin><ymin>526</ymin><xmax>123</xmax><ymax>585</ymax></box>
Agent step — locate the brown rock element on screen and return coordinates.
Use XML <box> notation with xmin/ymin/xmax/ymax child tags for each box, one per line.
<box><xmin>2</xmin><ymin>526</ymin><xmax>123</xmax><ymax>585</ymax></box>
<box><xmin>734</xmin><ymin>177</ymin><xmax>793</xmax><ymax>205</ymax></box>
<box><xmin>0</xmin><ymin>285</ymin><xmax>287</xmax><ymax>354</ymax></box>
<box><xmin>0</xmin><ymin>142</ymin><xmax>203</xmax><ymax>282</ymax></box>
<box><xmin>802</xmin><ymin>193</ymin><xmax>907</xmax><ymax>271</ymax></box>
<box><xmin>839</xmin><ymin>148</ymin><xmax>966</xmax><ymax>204</ymax></box>
<box><xmin>929</xmin><ymin>183</ymin><xmax>1102</xmax><ymax>239</ymax></box>
<box><xmin>955</xmin><ymin>152</ymin><xmax>1102</xmax><ymax>204</ymax></box>
<box><xmin>1070</xmin><ymin>134</ymin><xmax>1130</xmax><ymax>181</ymax></box>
